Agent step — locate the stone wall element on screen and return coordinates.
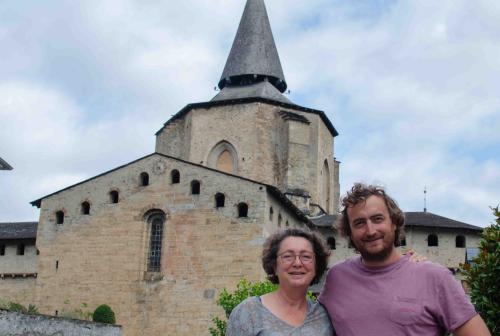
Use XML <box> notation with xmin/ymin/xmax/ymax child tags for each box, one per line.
<box><xmin>34</xmin><ymin>153</ymin><xmax>307</xmax><ymax>336</ymax></box>
<box><xmin>0</xmin><ymin>278</ymin><xmax>36</xmax><ymax>307</ymax></box>
<box><xmin>0</xmin><ymin>242</ymin><xmax>38</xmax><ymax>274</ymax></box>
<box><xmin>155</xmin><ymin>102</ymin><xmax>339</xmax><ymax>214</ymax></box>
<box><xmin>0</xmin><ymin>310</ymin><xmax>121</xmax><ymax>336</ymax></box>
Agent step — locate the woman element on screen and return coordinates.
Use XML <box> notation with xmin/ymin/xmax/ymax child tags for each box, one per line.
<box><xmin>226</xmin><ymin>228</ymin><xmax>335</xmax><ymax>335</ymax></box>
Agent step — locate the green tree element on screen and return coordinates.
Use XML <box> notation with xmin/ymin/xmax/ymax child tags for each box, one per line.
<box><xmin>209</xmin><ymin>279</ymin><xmax>277</xmax><ymax>336</ymax></box>
<box><xmin>92</xmin><ymin>304</ymin><xmax>116</xmax><ymax>324</ymax></box>
<box><xmin>460</xmin><ymin>206</ymin><xmax>499</xmax><ymax>334</ymax></box>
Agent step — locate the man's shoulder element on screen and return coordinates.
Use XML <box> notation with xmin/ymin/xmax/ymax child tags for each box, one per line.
<box><xmin>405</xmin><ymin>259</ymin><xmax>454</xmax><ymax>280</ymax></box>
<box><xmin>330</xmin><ymin>256</ymin><xmax>360</xmax><ymax>272</ymax></box>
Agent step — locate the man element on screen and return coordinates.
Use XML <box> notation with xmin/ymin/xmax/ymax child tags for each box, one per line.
<box><xmin>318</xmin><ymin>183</ymin><xmax>490</xmax><ymax>336</ymax></box>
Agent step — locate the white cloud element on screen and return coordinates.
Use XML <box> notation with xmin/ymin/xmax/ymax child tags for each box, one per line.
<box><xmin>0</xmin><ymin>0</ymin><xmax>498</xmax><ymax>227</ymax></box>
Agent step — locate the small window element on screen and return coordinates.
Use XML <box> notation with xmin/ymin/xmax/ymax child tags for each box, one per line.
<box><xmin>191</xmin><ymin>180</ymin><xmax>200</xmax><ymax>195</ymax></box>
<box><xmin>400</xmin><ymin>237</ymin><xmax>407</xmax><ymax>246</ymax></box>
<box><xmin>269</xmin><ymin>207</ymin><xmax>274</xmax><ymax>221</ymax></box>
<box><xmin>110</xmin><ymin>190</ymin><xmax>119</xmax><ymax>204</ymax></box>
<box><xmin>278</xmin><ymin>214</ymin><xmax>282</xmax><ymax>228</ymax></box>
<box><xmin>140</xmin><ymin>172</ymin><xmax>149</xmax><ymax>186</ymax></box>
<box><xmin>215</xmin><ymin>193</ymin><xmax>225</xmax><ymax>208</ymax></box>
<box><xmin>81</xmin><ymin>201</ymin><xmax>90</xmax><ymax>215</ymax></box>
<box><xmin>238</xmin><ymin>203</ymin><xmax>248</xmax><ymax>218</ymax></box>
<box><xmin>428</xmin><ymin>234</ymin><xmax>438</xmax><ymax>247</ymax></box>
<box><xmin>327</xmin><ymin>237</ymin><xmax>336</xmax><ymax>250</ymax></box>
<box><xmin>56</xmin><ymin>211</ymin><xmax>64</xmax><ymax>224</ymax></box>
<box><xmin>456</xmin><ymin>235</ymin><xmax>466</xmax><ymax>248</ymax></box>
<box><xmin>0</xmin><ymin>245</ymin><xmax>5</xmax><ymax>256</ymax></box>
<box><xmin>148</xmin><ymin>216</ymin><xmax>165</xmax><ymax>272</ymax></box>
<box><xmin>171</xmin><ymin>169</ymin><xmax>180</xmax><ymax>184</ymax></box>
<box><xmin>17</xmin><ymin>244</ymin><xmax>25</xmax><ymax>256</ymax></box>
<box><xmin>285</xmin><ymin>220</ymin><xmax>289</xmax><ymax>227</ymax></box>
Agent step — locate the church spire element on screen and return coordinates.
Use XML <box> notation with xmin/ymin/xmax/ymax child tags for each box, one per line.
<box><xmin>218</xmin><ymin>0</ymin><xmax>287</xmax><ymax>93</ymax></box>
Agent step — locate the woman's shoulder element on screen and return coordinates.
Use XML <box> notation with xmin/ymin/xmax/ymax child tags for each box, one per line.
<box><xmin>231</xmin><ymin>296</ymin><xmax>262</xmax><ymax>316</ymax></box>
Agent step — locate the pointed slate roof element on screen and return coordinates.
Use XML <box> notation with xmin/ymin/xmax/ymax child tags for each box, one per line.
<box><xmin>218</xmin><ymin>0</ymin><xmax>287</xmax><ymax>93</ymax></box>
<box><xmin>0</xmin><ymin>157</ymin><xmax>13</xmax><ymax>170</ymax></box>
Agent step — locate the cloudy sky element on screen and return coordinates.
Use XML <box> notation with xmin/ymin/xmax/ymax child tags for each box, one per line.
<box><xmin>1</xmin><ymin>0</ymin><xmax>498</xmax><ymax>227</ymax></box>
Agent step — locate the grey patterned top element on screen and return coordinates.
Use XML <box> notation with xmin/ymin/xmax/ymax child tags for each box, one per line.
<box><xmin>226</xmin><ymin>296</ymin><xmax>335</xmax><ymax>336</ymax></box>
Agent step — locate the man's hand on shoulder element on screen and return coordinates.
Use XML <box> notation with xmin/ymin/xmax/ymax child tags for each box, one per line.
<box><xmin>453</xmin><ymin>314</ymin><xmax>491</xmax><ymax>336</ymax></box>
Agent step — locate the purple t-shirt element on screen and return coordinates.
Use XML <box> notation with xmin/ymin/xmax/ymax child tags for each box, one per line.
<box><xmin>318</xmin><ymin>255</ymin><xmax>477</xmax><ymax>336</ymax></box>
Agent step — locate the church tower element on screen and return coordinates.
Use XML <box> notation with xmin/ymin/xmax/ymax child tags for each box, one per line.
<box><xmin>155</xmin><ymin>0</ymin><xmax>340</xmax><ymax>214</ymax></box>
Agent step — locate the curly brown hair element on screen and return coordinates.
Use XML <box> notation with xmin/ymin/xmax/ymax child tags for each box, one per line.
<box><xmin>262</xmin><ymin>228</ymin><xmax>330</xmax><ymax>285</ymax></box>
<box><xmin>337</xmin><ymin>183</ymin><xmax>405</xmax><ymax>248</ymax></box>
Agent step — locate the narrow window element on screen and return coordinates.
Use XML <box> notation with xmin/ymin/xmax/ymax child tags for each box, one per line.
<box><xmin>400</xmin><ymin>237</ymin><xmax>407</xmax><ymax>246</ymax></box>
<box><xmin>455</xmin><ymin>235</ymin><xmax>466</xmax><ymax>248</ymax></box>
<box><xmin>285</xmin><ymin>220</ymin><xmax>289</xmax><ymax>227</ymax></box>
<box><xmin>215</xmin><ymin>193</ymin><xmax>225</xmax><ymax>208</ymax></box>
<box><xmin>278</xmin><ymin>214</ymin><xmax>282</xmax><ymax>228</ymax></box>
<box><xmin>238</xmin><ymin>203</ymin><xmax>248</xmax><ymax>218</ymax></box>
<box><xmin>17</xmin><ymin>244</ymin><xmax>25</xmax><ymax>256</ymax></box>
<box><xmin>191</xmin><ymin>180</ymin><xmax>200</xmax><ymax>195</ymax></box>
<box><xmin>171</xmin><ymin>169</ymin><xmax>180</xmax><ymax>184</ymax></box>
<box><xmin>327</xmin><ymin>237</ymin><xmax>336</xmax><ymax>250</ymax></box>
<box><xmin>56</xmin><ymin>211</ymin><xmax>64</xmax><ymax>224</ymax></box>
<box><xmin>140</xmin><ymin>172</ymin><xmax>149</xmax><ymax>186</ymax></box>
<box><xmin>110</xmin><ymin>190</ymin><xmax>119</xmax><ymax>204</ymax></box>
<box><xmin>56</xmin><ymin>260</ymin><xmax>59</xmax><ymax>269</ymax></box>
<box><xmin>269</xmin><ymin>207</ymin><xmax>274</xmax><ymax>221</ymax></box>
<box><xmin>428</xmin><ymin>234</ymin><xmax>438</xmax><ymax>247</ymax></box>
<box><xmin>148</xmin><ymin>216</ymin><xmax>164</xmax><ymax>272</ymax></box>
<box><xmin>0</xmin><ymin>245</ymin><xmax>5</xmax><ymax>256</ymax></box>
<box><xmin>81</xmin><ymin>201</ymin><xmax>90</xmax><ymax>215</ymax></box>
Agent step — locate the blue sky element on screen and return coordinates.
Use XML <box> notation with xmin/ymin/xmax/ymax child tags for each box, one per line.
<box><xmin>0</xmin><ymin>0</ymin><xmax>499</xmax><ymax>227</ymax></box>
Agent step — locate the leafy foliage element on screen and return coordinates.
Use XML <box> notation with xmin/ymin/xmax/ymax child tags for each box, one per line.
<box><xmin>209</xmin><ymin>279</ymin><xmax>277</xmax><ymax>336</ymax></box>
<box><xmin>460</xmin><ymin>206</ymin><xmax>499</xmax><ymax>334</ymax></box>
<box><xmin>209</xmin><ymin>279</ymin><xmax>316</xmax><ymax>336</ymax></box>
<box><xmin>0</xmin><ymin>299</ymin><xmax>39</xmax><ymax>315</ymax></box>
<box><xmin>92</xmin><ymin>304</ymin><xmax>116</xmax><ymax>324</ymax></box>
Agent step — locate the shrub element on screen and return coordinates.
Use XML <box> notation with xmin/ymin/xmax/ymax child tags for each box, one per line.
<box><xmin>92</xmin><ymin>304</ymin><xmax>116</xmax><ymax>324</ymax></box>
<box><xmin>460</xmin><ymin>206</ymin><xmax>499</xmax><ymax>334</ymax></box>
<box><xmin>8</xmin><ymin>302</ymin><xmax>27</xmax><ymax>313</ymax></box>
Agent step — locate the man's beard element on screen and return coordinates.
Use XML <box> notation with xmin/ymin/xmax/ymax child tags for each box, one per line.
<box><xmin>354</xmin><ymin>239</ymin><xmax>395</xmax><ymax>264</ymax></box>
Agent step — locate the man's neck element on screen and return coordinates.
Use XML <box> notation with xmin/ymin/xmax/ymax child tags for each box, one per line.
<box><xmin>361</xmin><ymin>249</ymin><xmax>402</xmax><ymax>268</ymax></box>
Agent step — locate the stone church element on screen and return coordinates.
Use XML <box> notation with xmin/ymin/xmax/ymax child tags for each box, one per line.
<box><xmin>0</xmin><ymin>0</ymin><xmax>483</xmax><ymax>335</ymax></box>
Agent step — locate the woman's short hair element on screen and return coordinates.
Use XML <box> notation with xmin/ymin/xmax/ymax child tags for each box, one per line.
<box><xmin>262</xmin><ymin>228</ymin><xmax>330</xmax><ymax>285</ymax></box>
<box><xmin>337</xmin><ymin>183</ymin><xmax>405</xmax><ymax>247</ymax></box>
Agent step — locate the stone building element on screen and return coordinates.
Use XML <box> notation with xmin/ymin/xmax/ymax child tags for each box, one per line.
<box><xmin>0</xmin><ymin>0</ymin><xmax>483</xmax><ymax>335</ymax></box>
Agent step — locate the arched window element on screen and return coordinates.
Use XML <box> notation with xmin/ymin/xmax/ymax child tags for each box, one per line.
<box><xmin>285</xmin><ymin>220</ymin><xmax>289</xmax><ymax>227</ymax></box>
<box><xmin>327</xmin><ymin>237</ymin><xmax>336</xmax><ymax>250</ymax></box>
<box><xmin>269</xmin><ymin>207</ymin><xmax>274</xmax><ymax>221</ymax></box>
<box><xmin>81</xmin><ymin>202</ymin><xmax>90</xmax><ymax>215</ymax></box>
<box><xmin>56</xmin><ymin>211</ymin><xmax>64</xmax><ymax>224</ymax></box>
<box><xmin>109</xmin><ymin>190</ymin><xmax>119</xmax><ymax>204</ymax></box>
<box><xmin>191</xmin><ymin>180</ymin><xmax>200</xmax><ymax>195</ymax></box>
<box><xmin>140</xmin><ymin>172</ymin><xmax>149</xmax><ymax>186</ymax></box>
<box><xmin>147</xmin><ymin>213</ymin><xmax>165</xmax><ymax>272</ymax></box>
<box><xmin>428</xmin><ymin>234</ymin><xmax>438</xmax><ymax>247</ymax></box>
<box><xmin>456</xmin><ymin>235</ymin><xmax>466</xmax><ymax>248</ymax></box>
<box><xmin>215</xmin><ymin>193</ymin><xmax>225</xmax><ymax>208</ymax></box>
<box><xmin>207</xmin><ymin>141</ymin><xmax>238</xmax><ymax>174</ymax></box>
<box><xmin>17</xmin><ymin>244</ymin><xmax>25</xmax><ymax>256</ymax></box>
<box><xmin>278</xmin><ymin>214</ymin><xmax>282</xmax><ymax>228</ymax></box>
<box><xmin>171</xmin><ymin>170</ymin><xmax>180</xmax><ymax>184</ymax></box>
<box><xmin>322</xmin><ymin>159</ymin><xmax>331</xmax><ymax>213</ymax></box>
<box><xmin>238</xmin><ymin>203</ymin><xmax>248</xmax><ymax>218</ymax></box>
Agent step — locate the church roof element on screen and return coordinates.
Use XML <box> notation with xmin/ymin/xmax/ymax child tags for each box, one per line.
<box><xmin>0</xmin><ymin>222</ymin><xmax>37</xmax><ymax>240</ymax></box>
<box><xmin>309</xmin><ymin>211</ymin><xmax>483</xmax><ymax>232</ymax></box>
<box><xmin>30</xmin><ymin>153</ymin><xmax>312</xmax><ymax>226</ymax></box>
<box><xmin>155</xmin><ymin>98</ymin><xmax>339</xmax><ymax>138</ymax></box>
<box><xmin>212</xmin><ymin>80</ymin><xmax>292</xmax><ymax>104</ymax></box>
<box><xmin>0</xmin><ymin>157</ymin><xmax>13</xmax><ymax>170</ymax></box>
<box><xmin>405</xmin><ymin>211</ymin><xmax>483</xmax><ymax>231</ymax></box>
<box><xmin>218</xmin><ymin>0</ymin><xmax>287</xmax><ymax>94</ymax></box>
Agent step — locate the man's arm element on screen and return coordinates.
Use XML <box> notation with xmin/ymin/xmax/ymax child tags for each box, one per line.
<box><xmin>453</xmin><ymin>314</ymin><xmax>491</xmax><ymax>336</ymax></box>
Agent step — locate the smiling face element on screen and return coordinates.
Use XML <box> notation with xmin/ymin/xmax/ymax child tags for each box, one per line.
<box><xmin>347</xmin><ymin>195</ymin><xmax>400</xmax><ymax>266</ymax></box>
<box><xmin>275</xmin><ymin>236</ymin><xmax>316</xmax><ymax>289</ymax></box>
